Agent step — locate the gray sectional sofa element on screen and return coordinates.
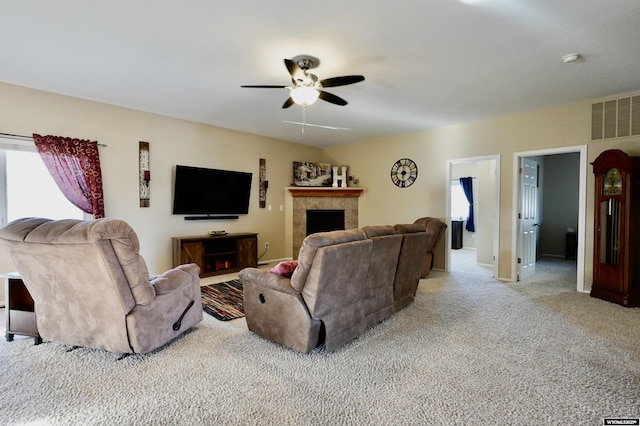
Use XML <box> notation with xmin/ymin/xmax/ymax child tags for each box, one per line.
<box><xmin>238</xmin><ymin>223</ymin><xmax>429</xmax><ymax>353</ymax></box>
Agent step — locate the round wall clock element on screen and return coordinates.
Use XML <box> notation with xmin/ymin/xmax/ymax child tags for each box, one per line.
<box><xmin>391</xmin><ymin>158</ymin><xmax>418</xmax><ymax>188</ymax></box>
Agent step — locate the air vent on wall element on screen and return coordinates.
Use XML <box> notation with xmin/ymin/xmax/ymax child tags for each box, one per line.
<box><xmin>591</xmin><ymin>95</ymin><xmax>640</xmax><ymax>140</ymax></box>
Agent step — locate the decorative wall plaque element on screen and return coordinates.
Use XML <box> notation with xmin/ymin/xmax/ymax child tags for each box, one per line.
<box><xmin>259</xmin><ymin>158</ymin><xmax>267</xmax><ymax>208</ymax></box>
<box><xmin>139</xmin><ymin>141</ymin><xmax>150</xmax><ymax>207</ymax></box>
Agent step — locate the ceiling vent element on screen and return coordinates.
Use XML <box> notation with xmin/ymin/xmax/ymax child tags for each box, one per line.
<box><xmin>591</xmin><ymin>95</ymin><xmax>640</xmax><ymax>140</ymax></box>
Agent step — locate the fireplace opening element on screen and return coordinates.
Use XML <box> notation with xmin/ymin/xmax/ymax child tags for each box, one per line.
<box><xmin>306</xmin><ymin>210</ymin><xmax>345</xmax><ymax>236</ymax></box>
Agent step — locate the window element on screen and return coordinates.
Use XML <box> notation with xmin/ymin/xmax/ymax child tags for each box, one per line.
<box><xmin>451</xmin><ymin>181</ymin><xmax>469</xmax><ymax>220</ymax></box>
<box><xmin>1</xmin><ymin>138</ymin><xmax>85</xmax><ymax>226</ymax></box>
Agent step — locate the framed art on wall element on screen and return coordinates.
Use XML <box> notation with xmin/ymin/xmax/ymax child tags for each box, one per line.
<box><xmin>293</xmin><ymin>162</ymin><xmax>332</xmax><ymax>186</ymax></box>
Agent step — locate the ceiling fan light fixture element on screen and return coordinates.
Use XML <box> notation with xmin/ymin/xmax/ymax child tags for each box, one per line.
<box><xmin>562</xmin><ymin>53</ymin><xmax>582</xmax><ymax>63</ymax></box>
<box><xmin>290</xmin><ymin>86</ymin><xmax>320</xmax><ymax>106</ymax></box>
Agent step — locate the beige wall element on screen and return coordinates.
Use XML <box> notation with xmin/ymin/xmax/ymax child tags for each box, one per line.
<box><xmin>2</xmin><ymin>82</ymin><xmax>640</xmax><ymax>291</ymax></box>
<box><xmin>324</xmin><ymin>98</ymin><xmax>640</xmax><ymax>286</ymax></box>
<box><xmin>476</xmin><ymin>159</ymin><xmax>497</xmax><ymax>265</ymax></box>
<box><xmin>0</xmin><ymin>82</ymin><xmax>323</xmax><ymax>275</ymax></box>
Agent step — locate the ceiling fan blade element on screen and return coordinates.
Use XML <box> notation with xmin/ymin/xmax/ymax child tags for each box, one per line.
<box><xmin>319</xmin><ymin>75</ymin><xmax>365</xmax><ymax>88</ymax></box>
<box><xmin>282</xmin><ymin>97</ymin><xmax>295</xmax><ymax>109</ymax></box>
<box><xmin>283</xmin><ymin>120</ymin><xmax>350</xmax><ymax>131</ymax></box>
<box><xmin>241</xmin><ymin>85</ymin><xmax>287</xmax><ymax>89</ymax></box>
<box><xmin>284</xmin><ymin>58</ymin><xmax>305</xmax><ymax>84</ymax></box>
<box><xmin>318</xmin><ymin>91</ymin><xmax>348</xmax><ymax>106</ymax></box>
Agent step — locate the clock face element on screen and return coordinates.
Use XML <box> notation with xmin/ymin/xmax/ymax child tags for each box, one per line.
<box><xmin>391</xmin><ymin>158</ymin><xmax>418</xmax><ymax>188</ymax></box>
<box><xmin>602</xmin><ymin>168</ymin><xmax>622</xmax><ymax>195</ymax></box>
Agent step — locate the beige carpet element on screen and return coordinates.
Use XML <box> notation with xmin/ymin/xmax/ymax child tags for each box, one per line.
<box><xmin>1</xmin><ymin>256</ymin><xmax>639</xmax><ymax>425</ymax></box>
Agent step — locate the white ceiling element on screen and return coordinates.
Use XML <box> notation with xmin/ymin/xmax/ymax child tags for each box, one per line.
<box><xmin>2</xmin><ymin>0</ymin><xmax>640</xmax><ymax>148</ymax></box>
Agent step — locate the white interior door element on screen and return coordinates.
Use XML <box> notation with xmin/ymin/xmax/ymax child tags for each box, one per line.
<box><xmin>518</xmin><ymin>158</ymin><xmax>538</xmax><ymax>281</ymax></box>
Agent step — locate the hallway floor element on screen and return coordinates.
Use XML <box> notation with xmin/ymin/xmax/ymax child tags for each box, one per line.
<box><xmin>450</xmin><ymin>247</ymin><xmax>578</xmax><ymax>292</ymax></box>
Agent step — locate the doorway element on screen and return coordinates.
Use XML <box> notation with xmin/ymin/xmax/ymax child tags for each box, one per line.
<box><xmin>513</xmin><ymin>146</ymin><xmax>587</xmax><ymax>292</ymax></box>
<box><xmin>446</xmin><ymin>155</ymin><xmax>500</xmax><ymax>278</ymax></box>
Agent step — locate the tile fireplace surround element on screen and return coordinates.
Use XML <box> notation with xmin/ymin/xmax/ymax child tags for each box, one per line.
<box><xmin>289</xmin><ymin>188</ymin><xmax>364</xmax><ymax>258</ymax></box>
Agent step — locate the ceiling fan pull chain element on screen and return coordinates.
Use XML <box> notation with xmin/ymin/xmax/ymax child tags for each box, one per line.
<box><xmin>301</xmin><ymin>106</ymin><xmax>307</xmax><ymax>133</ymax></box>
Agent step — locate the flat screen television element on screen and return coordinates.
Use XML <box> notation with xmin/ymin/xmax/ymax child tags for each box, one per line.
<box><xmin>172</xmin><ymin>165</ymin><xmax>252</xmax><ymax>218</ymax></box>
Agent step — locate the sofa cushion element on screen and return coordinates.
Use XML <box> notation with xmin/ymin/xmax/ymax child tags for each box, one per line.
<box><xmin>394</xmin><ymin>223</ymin><xmax>426</xmax><ymax>234</ymax></box>
<box><xmin>362</xmin><ymin>225</ymin><xmax>396</xmax><ymax>238</ymax></box>
<box><xmin>291</xmin><ymin>229</ymin><xmax>367</xmax><ymax>292</ymax></box>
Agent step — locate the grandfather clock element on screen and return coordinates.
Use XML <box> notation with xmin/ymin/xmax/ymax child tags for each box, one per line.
<box><xmin>591</xmin><ymin>149</ymin><xmax>640</xmax><ymax>307</ymax></box>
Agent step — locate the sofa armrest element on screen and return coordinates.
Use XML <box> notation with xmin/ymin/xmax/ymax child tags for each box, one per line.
<box><xmin>151</xmin><ymin>263</ymin><xmax>200</xmax><ymax>295</ymax></box>
<box><xmin>238</xmin><ymin>267</ymin><xmax>299</xmax><ymax>295</ymax></box>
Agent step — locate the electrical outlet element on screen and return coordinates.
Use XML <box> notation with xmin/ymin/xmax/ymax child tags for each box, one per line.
<box><xmin>265</xmin><ymin>242</ymin><xmax>270</xmax><ymax>250</ymax></box>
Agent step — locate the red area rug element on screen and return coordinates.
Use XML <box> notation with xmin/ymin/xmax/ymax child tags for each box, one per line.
<box><xmin>200</xmin><ymin>279</ymin><xmax>244</xmax><ymax>321</ymax></box>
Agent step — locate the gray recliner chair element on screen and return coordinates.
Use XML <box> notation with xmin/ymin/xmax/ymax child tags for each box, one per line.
<box><xmin>413</xmin><ymin>217</ymin><xmax>448</xmax><ymax>278</ymax></box>
<box><xmin>239</xmin><ymin>229</ymin><xmax>374</xmax><ymax>353</ymax></box>
<box><xmin>393</xmin><ymin>223</ymin><xmax>430</xmax><ymax>310</ymax></box>
<box><xmin>0</xmin><ymin>217</ymin><xmax>203</xmax><ymax>355</ymax></box>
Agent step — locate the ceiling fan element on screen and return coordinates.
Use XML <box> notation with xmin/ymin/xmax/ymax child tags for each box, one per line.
<box><xmin>241</xmin><ymin>56</ymin><xmax>365</xmax><ymax>108</ymax></box>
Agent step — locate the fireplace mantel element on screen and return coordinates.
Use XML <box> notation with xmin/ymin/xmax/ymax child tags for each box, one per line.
<box><xmin>288</xmin><ymin>187</ymin><xmax>364</xmax><ymax>198</ymax></box>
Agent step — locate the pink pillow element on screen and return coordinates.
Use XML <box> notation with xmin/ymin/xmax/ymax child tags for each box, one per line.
<box><xmin>269</xmin><ymin>260</ymin><xmax>298</xmax><ymax>278</ymax></box>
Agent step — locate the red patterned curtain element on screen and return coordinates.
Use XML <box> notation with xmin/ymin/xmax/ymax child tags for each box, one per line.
<box><xmin>33</xmin><ymin>134</ymin><xmax>105</xmax><ymax>218</ymax></box>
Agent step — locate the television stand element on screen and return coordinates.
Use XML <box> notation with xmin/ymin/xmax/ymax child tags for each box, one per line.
<box><xmin>172</xmin><ymin>233</ymin><xmax>258</xmax><ymax>277</ymax></box>
<box><xmin>184</xmin><ymin>215</ymin><xmax>239</xmax><ymax>220</ymax></box>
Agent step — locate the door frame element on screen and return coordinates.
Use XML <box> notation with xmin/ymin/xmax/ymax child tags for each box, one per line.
<box><xmin>511</xmin><ymin>145</ymin><xmax>587</xmax><ymax>292</ymax></box>
<box><xmin>445</xmin><ymin>154</ymin><xmax>500</xmax><ymax>278</ymax></box>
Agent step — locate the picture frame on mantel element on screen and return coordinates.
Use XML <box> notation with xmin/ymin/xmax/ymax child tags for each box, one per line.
<box><xmin>292</xmin><ymin>162</ymin><xmax>332</xmax><ymax>187</ymax></box>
